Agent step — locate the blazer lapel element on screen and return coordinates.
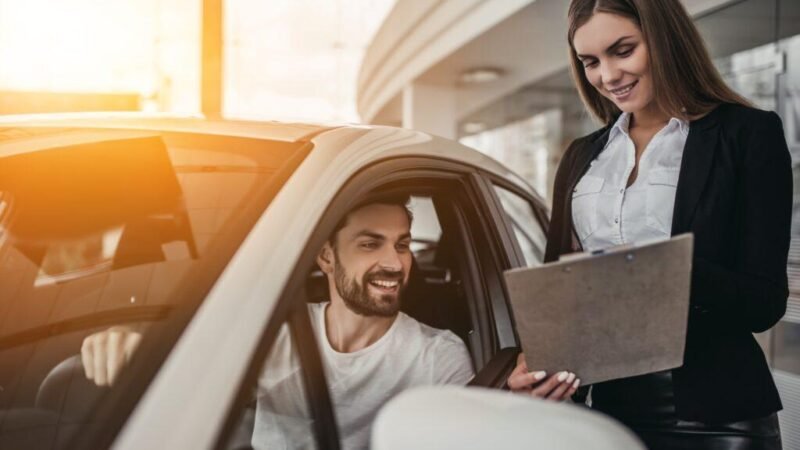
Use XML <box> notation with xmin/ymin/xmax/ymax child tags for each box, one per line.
<box><xmin>570</xmin><ymin>127</ymin><xmax>612</xmax><ymax>193</ymax></box>
<box><xmin>671</xmin><ymin>112</ymin><xmax>721</xmax><ymax>234</ymax></box>
<box><xmin>565</xmin><ymin>127</ymin><xmax>611</xmax><ymax>252</ymax></box>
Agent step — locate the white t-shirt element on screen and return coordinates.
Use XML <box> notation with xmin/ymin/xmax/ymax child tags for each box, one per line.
<box><xmin>252</xmin><ymin>302</ymin><xmax>475</xmax><ymax>450</ymax></box>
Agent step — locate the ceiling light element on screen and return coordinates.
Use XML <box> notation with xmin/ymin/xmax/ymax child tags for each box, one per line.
<box><xmin>459</xmin><ymin>67</ymin><xmax>504</xmax><ymax>84</ymax></box>
<box><xmin>463</xmin><ymin>122</ymin><xmax>486</xmax><ymax>134</ymax></box>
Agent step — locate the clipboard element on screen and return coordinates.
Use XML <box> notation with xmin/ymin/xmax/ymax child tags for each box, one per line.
<box><xmin>503</xmin><ymin>233</ymin><xmax>693</xmax><ymax>385</ymax></box>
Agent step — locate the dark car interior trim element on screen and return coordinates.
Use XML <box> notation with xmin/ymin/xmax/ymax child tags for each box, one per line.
<box><xmin>468</xmin><ymin>347</ymin><xmax>520</xmax><ymax>388</ymax></box>
<box><xmin>463</xmin><ymin>173</ymin><xmax>519</xmax><ymax>351</ymax></box>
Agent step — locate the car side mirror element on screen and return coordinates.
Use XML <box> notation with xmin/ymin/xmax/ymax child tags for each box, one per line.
<box><xmin>371</xmin><ymin>386</ymin><xmax>644</xmax><ymax>450</ymax></box>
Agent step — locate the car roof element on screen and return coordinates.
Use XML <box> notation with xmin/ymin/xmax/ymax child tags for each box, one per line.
<box><xmin>0</xmin><ymin>112</ymin><xmax>544</xmax><ymax>204</ymax></box>
<box><xmin>0</xmin><ymin>112</ymin><xmax>337</xmax><ymax>143</ymax></box>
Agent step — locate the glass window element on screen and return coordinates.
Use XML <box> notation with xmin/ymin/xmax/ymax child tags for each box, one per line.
<box><xmin>408</xmin><ymin>195</ymin><xmax>442</xmax><ymax>261</ymax></box>
<box><xmin>0</xmin><ymin>129</ymin><xmax>309</xmax><ymax>447</ymax></box>
<box><xmin>223</xmin><ymin>321</ymin><xmax>318</xmax><ymax>450</ymax></box>
<box><xmin>694</xmin><ymin>0</ymin><xmax>777</xmax><ymax>62</ymax></box>
<box><xmin>460</xmin><ymin>109</ymin><xmax>562</xmax><ymax>201</ymax></box>
<box><xmin>492</xmin><ymin>185</ymin><xmax>546</xmax><ymax>268</ymax></box>
<box><xmin>773</xmin><ymin>320</ymin><xmax>800</xmax><ymax>374</ymax></box>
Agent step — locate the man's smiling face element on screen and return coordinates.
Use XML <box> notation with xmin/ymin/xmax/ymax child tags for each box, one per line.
<box><xmin>321</xmin><ymin>202</ymin><xmax>412</xmax><ymax>317</ymax></box>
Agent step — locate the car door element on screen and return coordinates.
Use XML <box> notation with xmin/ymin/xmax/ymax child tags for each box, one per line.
<box><xmin>466</xmin><ymin>173</ymin><xmax>551</xmax><ymax>388</ymax></box>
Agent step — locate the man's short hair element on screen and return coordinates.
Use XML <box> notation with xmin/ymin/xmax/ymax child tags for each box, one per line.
<box><xmin>328</xmin><ymin>193</ymin><xmax>413</xmax><ymax>246</ymax></box>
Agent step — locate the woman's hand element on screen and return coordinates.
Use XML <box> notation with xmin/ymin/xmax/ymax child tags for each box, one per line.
<box><xmin>507</xmin><ymin>353</ymin><xmax>580</xmax><ymax>401</ymax></box>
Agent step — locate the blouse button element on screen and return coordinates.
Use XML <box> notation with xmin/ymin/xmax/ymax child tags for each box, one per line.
<box><xmin>614</xmin><ymin>217</ymin><xmax>619</xmax><ymax>224</ymax></box>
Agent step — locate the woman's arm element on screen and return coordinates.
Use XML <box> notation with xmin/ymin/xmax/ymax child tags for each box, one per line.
<box><xmin>690</xmin><ymin>111</ymin><xmax>792</xmax><ymax>333</ymax></box>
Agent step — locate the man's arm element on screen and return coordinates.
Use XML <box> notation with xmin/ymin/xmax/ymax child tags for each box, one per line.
<box><xmin>81</xmin><ymin>325</ymin><xmax>143</xmax><ymax>386</ymax></box>
<box><xmin>431</xmin><ymin>336</ymin><xmax>475</xmax><ymax>386</ymax></box>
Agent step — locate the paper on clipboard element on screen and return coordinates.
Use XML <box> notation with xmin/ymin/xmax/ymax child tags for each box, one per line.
<box><xmin>503</xmin><ymin>233</ymin><xmax>693</xmax><ymax>385</ymax></box>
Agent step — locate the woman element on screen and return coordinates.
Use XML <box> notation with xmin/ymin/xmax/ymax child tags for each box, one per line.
<box><xmin>508</xmin><ymin>0</ymin><xmax>791</xmax><ymax>448</ymax></box>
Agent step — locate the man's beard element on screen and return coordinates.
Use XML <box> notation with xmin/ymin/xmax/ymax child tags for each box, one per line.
<box><xmin>333</xmin><ymin>253</ymin><xmax>406</xmax><ymax>317</ymax></box>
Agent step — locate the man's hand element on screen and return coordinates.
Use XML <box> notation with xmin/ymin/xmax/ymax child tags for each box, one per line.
<box><xmin>81</xmin><ymin>325</ymin><xmax>143</xmax><ymax>387</ymax></box>
<box><xmin>507</xmin><ymin>353</ymin><xmax>580</xmax><ymax>401</ymax></box>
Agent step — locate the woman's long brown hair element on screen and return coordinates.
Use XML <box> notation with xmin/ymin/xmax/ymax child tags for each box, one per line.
<box><xmin>567</xmin><ymin>0</ymin><xmax>751</xmax><ymax>124</ymax></box>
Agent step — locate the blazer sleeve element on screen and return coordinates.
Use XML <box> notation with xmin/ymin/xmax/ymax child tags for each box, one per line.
<box><xmin>690</xmin><ymin>111</ymin><xmax>792</xmax><ymax>333</ymax></box>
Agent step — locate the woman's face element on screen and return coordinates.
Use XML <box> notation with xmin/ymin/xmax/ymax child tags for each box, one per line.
<box><xmin>572</xmin><ymin>12</ymin><xmax>655</xmax><ymax>116</ymax></box>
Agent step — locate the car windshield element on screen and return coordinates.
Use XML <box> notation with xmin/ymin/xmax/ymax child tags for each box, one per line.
<box><xmin>0</xmin><ymin>127</ymin><xmax>310</xmax><ymax>448</ymax></box>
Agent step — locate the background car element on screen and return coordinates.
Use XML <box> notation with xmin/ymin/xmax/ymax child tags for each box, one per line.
<box><xmin>0</xmin><ymin>113</ymin><xmax>556</xmax><ymax>449</ymax></box>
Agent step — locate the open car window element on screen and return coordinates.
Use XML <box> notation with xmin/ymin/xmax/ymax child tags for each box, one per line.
<box><xmin>492</xmin><ymin>184</ymin><xmax>546</xmax><ymax>268</ymax></box>
<box><xmin>0</xmin><ymin>128</ymin><xmax>310</xmax><ymax>449</ymax></box>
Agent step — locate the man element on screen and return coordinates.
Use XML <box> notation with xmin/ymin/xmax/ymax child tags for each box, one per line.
<box><xmin>81</xmin><ymin>194</ymin><xmax>577</xmax><ymax>449</ymax></box>
<box><xmin>82</xmin><ymin>194</ymin><xmax>474</xmax><ymax>450</ymax></box>
<box><xmin>251</xmin><ymin>195</ymin><xmax>475</xmax><ymax>449</ymax></box>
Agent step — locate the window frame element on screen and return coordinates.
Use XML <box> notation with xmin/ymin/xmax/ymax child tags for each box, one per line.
<box><xmin>484</xmin><ymin>176</ymin><xmax>550</xmax><ymax>268</ymax></box>
<box><xmin>480</xmin><ymin>174</ymin><xmax>550</xmax><ymax>269</ymax></box>
<box><xmin>459</xmin><ymin>173</ymin><xmax>552</xmax><ymax>388</ymax></box>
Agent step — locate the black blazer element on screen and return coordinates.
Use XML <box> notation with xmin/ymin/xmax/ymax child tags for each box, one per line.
<box><xmin>546</xmin><ymin>103</ymin><xmax>792</xmax><ymax>423</ymax></box>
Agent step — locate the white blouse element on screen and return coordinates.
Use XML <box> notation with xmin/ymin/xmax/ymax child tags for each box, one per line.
<box><xmin>571</xmin><ymin>112</ymin><xmax>689</xmax><ymax>252</ymax></box>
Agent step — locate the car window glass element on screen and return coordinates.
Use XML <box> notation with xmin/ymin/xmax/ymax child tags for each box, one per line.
<box><xmin>223</xmin><ymin>321</ymin><xmax>318</xmax><ymax>450</ymax></box>
<box><xmin>492</xmin><ymin>185</ymin><xmax>546</xmax><ymax>267</ymax></box>
<box><xmin>0</xmin><ymin>129</ymin><xmax>309</xmax><ymax>448</ymax></box>
<box><xmin>408</xmin><ymin>196</ymin><xmax>442</xmax><ymax>253</ymax></box>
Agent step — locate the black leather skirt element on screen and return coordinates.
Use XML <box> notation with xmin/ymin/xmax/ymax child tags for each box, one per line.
<box><xmin>591</xmin><ymin>371</ymin><xmax>783</xmax><ymax>450</ymax></box>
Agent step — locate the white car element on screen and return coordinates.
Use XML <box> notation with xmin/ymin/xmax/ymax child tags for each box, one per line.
<box><xmin>0</xmin><ymin>114</ymin><xmax>639</xmax><ymax>449</ymax></box>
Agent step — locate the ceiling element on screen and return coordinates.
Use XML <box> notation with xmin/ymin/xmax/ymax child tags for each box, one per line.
<box><xmin>378</xmin><ymin>0</ymin><xmax>746</xmax><ymax>125</ymax></box>
<box><xmin>456</xmin><ymin>0</ymin><xmax>800</xmax><ymax>137</ymax></box>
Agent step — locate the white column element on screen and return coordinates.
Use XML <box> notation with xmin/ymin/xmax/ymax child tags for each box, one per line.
<box><xmin>402</xmin><ymin>82</ymin><xmax>457</xmax><ymax>140</ymax></box>
<box><xmin>201</xmin><ymin>0</ymin><xmax>223</xmax><ymax>118</ymax></box>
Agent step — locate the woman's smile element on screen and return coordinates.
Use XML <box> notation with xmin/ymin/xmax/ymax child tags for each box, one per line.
<box><xmin>608</xmin><ymin>80</ymin><xmax>639</xmax><ymax>101</ymax></box>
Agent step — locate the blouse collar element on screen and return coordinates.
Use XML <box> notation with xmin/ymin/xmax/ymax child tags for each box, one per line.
<box><xmin>609</xmin><ymin>112</ymin><xmax>690</xmax><ymax>142</ymax></box>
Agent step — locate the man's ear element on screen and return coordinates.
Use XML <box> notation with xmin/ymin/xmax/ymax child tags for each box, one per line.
<box><xmin>317</xmin><ymin>242</ymin><xmax>335</xmax><ymax>274</ymax></box>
